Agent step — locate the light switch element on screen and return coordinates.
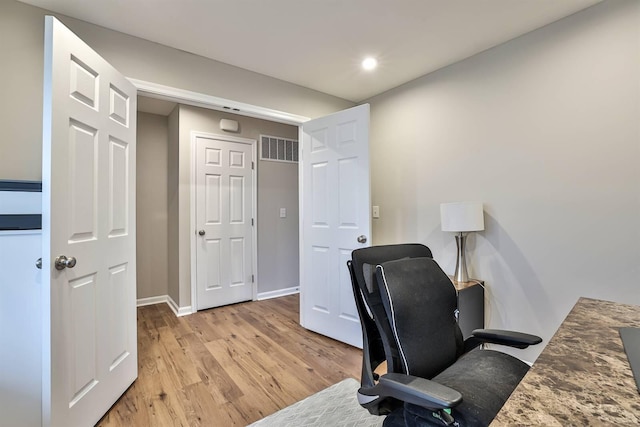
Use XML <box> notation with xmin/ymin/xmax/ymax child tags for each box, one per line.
<box><xmin>372</xmin><ymin>205</ymin><xmax>380</xmax><ymax>218</ymax></box>
<box><xmin>280</xmin><ymin>208</ymin><xmax>286</xmax><ymax>218</ymax></box>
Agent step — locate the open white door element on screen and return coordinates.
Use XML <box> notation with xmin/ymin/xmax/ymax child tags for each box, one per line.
<box><xmin>42</xmin><ymin>16</ymin><xmax>137</xmax><ymax>426</ymax></box>
<box><xmin>300</xmin><ymin>104</ymin><xmax>370</xmax><ymax>348</ymax></box>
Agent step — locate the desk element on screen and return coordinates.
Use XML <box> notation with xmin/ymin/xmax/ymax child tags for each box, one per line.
<box><xmin>491</xmin><ymin>298</ymin><xmax>640</xmax><ymax>426</ymax></box>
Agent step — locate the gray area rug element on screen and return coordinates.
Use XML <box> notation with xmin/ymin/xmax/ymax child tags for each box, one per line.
<box><xmin>248</xmin><ymin>378</ymin><xmax>385</xmax><ymax>427</ymax></box>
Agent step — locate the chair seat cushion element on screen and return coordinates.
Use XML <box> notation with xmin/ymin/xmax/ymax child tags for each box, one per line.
<box><xmin>400</xmin><ymin>349</ymin><xmax>530</xmax><ymax>426</ymax></box>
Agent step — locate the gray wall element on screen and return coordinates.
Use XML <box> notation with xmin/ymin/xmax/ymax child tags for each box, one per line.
<box><xmin>167</xmin><ymin>107</ymin><xmax>181</xmax><ymax>307</ymax></box>
<box><xmin>0</xmin><ymin>0</ymin><xmax>353</xmax><ymax>182</ymax></box>
<box><xmin>0</xmin><ymin>0</ymin><xmax>45</xmax><ymax>181</ymax></box>
<box><xmin>136</xmin><ymin>112</ymin><xmax>169</xmax><ymax>299</ymax></box>
<box><xmin>257</xmin><ymin>160</ymin><xmax>299</xmax><ymax>294</ymax></box>
<box><xmin>173</xmin><ymin>105</ymin><xmax>299</xmax><ymax>307</ymax></box>
<box><xmin>367</xmin><ymin>0</ymin><xmax>640</xmax><ymax>362</ymax></box>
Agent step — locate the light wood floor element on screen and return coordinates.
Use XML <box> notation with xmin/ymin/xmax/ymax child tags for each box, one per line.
<box><xmin>97</xmin><ymin>295</ymin><xmax>362</xmax><ymax>426</ymax></box>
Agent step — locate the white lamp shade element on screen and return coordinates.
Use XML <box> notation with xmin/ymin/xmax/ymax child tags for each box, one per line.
<box><xmin>440</xmin><ymin>202</ymin><xmax>485</xmax><ymax>232</ymax></box>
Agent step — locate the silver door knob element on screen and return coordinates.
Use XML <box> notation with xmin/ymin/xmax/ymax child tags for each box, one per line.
<box><xmin>357</xmin><ymin>235</ymin><xmax>367</xmax><ymax>244</ymax></box>
<box><xmin>198</xmin><ymin>230</ymin><xmax>206</xmax><ymax>236</ymax></box>
<box><xmin>36</xmin><ymin>258</ymin><xmax>42</xmax><ymax>269</ymax></box>
<box><xmin>55</xmin><ymin>255</ymin><xmax>77</xmax><ymax>270</ymax></box>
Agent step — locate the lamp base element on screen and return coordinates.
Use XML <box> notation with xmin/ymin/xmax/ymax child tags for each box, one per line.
<box><xmin>453</xmin><ymin>233</ymin><xmax>470</xmax><ymax>283</ymax></box>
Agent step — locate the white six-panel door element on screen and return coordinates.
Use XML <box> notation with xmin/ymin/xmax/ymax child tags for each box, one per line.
<box><xmin>195</xmin><ymin>133</ymin><xmax>255</xmax><ymax>310</ymax></box>
<box><xmin>42</xmin><ymin>16</ymin><xmax>137</xmax><ymax>426</ymax></box>
<box><xmin>300</xmin><ymin>104</ymin><xmax>371</xmax><ymax>348</ymax></box>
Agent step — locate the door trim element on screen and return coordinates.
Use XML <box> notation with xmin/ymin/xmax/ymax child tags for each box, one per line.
<box><xmin>190</xmin><ymin>131</ymin><xmax>258</xmax><ymax>312</ymax></box>
<box><xmin>131</xmin><ymin>79</ymin><xmax>310</xmax><ymax>125</ymax></box>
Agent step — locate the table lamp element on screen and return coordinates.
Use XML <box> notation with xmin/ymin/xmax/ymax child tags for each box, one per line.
<box><xmin>440</xmin><ymin>202</ymin><xmax>485</xmax><ymax>283</ymax></box>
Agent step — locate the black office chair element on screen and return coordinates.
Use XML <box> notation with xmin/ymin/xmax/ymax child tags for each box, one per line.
<box><xmin>347</xmin><ymin>244</ymin><xmax>541</xmax><ymax>426</ymax></box>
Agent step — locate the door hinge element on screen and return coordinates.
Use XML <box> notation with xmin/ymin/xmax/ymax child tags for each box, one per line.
<box><xmin>251</xmin><ymin>218</ymin><xmax>254</xmax><ymax>226</ymax></box>
<box><xmin>252</xmin><ymin>161</ymin><xmax>255</xmax><ymax>170</ymax></box>
<box><xmin>251</xmin><ymin>274</ymin><xmax>255</xmax><ymax>283</ymax></box>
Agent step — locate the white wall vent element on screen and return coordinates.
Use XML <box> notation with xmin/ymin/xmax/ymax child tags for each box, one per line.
<box><xmin>260</xmin><ymin>135</ymin><xmax>298</xmax><ymax>163</ymax></box>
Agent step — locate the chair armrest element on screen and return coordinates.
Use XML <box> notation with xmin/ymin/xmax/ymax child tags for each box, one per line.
<box><xmin>359</xmin><ymin>372</ymin><xmax>462</xmax><ymax>410</ymax></box>
<box><xmin>469</xmin><ymin>329</ymin><xmax>542</xmax><ymax>349</ymax></box>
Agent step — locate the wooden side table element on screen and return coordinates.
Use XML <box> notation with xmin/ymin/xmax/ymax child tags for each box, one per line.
<box><xmin>450</xmin><ymin>277</ymin><xmax>485</xmax><ymax>339</ymax></box>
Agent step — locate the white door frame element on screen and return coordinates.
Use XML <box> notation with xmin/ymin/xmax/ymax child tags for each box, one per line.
<box><xmin>131</xmin><ymin>79</ymin><xmax>310</xmax><ymax>125</ymax></box>
<box><xmin>129</xmin><ymin>79</ymin><xmax>311</xmax><ymax>313</ymax></box>
<box><xmin>189</xmin><ymin>131</ymin><xmax>257</xmax><ymax>311</ymax></box>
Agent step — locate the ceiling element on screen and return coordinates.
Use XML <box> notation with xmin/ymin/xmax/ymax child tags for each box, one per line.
<box><xmin>136</xmin><ymin>95</ymin><xmax>177</xmax><ymax>116</ymax></box>
<box><xmin>19</xmin><ymin>0</ymin><xmax>601</xmax><ymax>102</ymax></box>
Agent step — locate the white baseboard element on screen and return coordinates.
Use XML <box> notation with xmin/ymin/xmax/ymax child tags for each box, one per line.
<box><xmin>257</xmin><ymin>286</ymin><xmax>299</xmax><ymax>301</ymax></box>
<box><xmin>167</xmin><ymin>295</ymin><xmax>193</xmax><ymax>317</ymax></box>
<box><xmin>138</xmin><ymin>289</ymin><xmax>297</xmax><ymax>314</ymax></box>
<box><xmin>136</xmin><ymin>295</ymin><xmax>168</xmax><ymax>307</ymax></box>
<box><xmin>136</xmin><ymin>294</ymin><xmax>193</xmax><ymax>317</ymax></box>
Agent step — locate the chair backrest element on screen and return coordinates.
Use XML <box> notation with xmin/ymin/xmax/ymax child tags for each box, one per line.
<box><xmin>376</xmin><ymin>257</ymin><xmax>463</xmax><ymax>379</ymax></box>
<box><xmin>349</xmin><ymin>244</ymin><xmax>433</xmax><ymax>379</ymax></box>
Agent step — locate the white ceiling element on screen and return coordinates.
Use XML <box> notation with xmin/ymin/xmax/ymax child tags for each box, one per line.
<box><xmin>19</xmin><ymin>0</ymin><xmax>601</xmax><ymax>102</ymax></box>
<box><xmin>136</xmin><ymin>95</ymin><xmax>177</xmax><ymax>116</ymax></box>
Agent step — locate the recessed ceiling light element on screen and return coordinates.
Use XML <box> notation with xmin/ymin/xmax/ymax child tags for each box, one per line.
<box><xmin>362</xmin><ymin>57</ymin><xmax>378</xmax><ymax>71</ymax></box>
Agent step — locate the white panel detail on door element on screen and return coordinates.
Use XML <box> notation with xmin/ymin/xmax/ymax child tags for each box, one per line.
<box><xmin>311</xmin><ymin>128</ymin><xmax>328</xmax><ymax>152</ymax></box>
<box><xmin>312</xmin><ymin>162</ymin><xmax>329</xmax><ymax>226</ymax></box>
<box><xmin>230</xmin><ymin>237</ymin><xmax>245</xmax><ymax>285</ymax></box>
<box><xmin>108</xmin><ymin>137</ymin><xmax>128</xmax><ymax>236</ymax></box>
<box><xmin>230</xmin><ymin>150</ymin><xmax>244</xmax><ymax>167</ymax></box>
<box><xmin>338</xmin><ymin>157</ymin><xmax>358</xmax><ymax>227</ymax></box>
<box><xmin>108</xmin><ymin>263</ymin><xmax>128</xmax><ymax>371</ymax></box>
<box><xmin>69</xmin><ymin>56</ymin><xmax>98</xmax><ymax>108</ymax></box>
<box><xmin>68</xmin><ymin>120</ymin><xmax>97</xmax><ymax>242</ymax></box>
<box><xmin>109</xmin><ymin>84</ymin><xmax>129</xmax><ymax>126</ymax></box>
<box><xmin>206</xmin><ymin>148</ymin><xmax>222</xmax><ymax>165</ymax></box>
<box><xmin>300</xmin><ymin>104</ymin><xmax>370</xmax><ymax>348</ymax></box>
<box><xmin>68</xmin><ymin>273</ymin><xmax>98</xmax><ymax>406</ymax></box>
<box><xmin>206</xmin><ymin>174</ymin><xmax>222</xmax><ymax>224</ymax></box>
<box><xmin>310</xmin><ymin>246</ymin><xmax>330</xmax><ymax>313</ymax></box>
<box><xmin>229</xmin><ymin>175</ymin><xmax>244</xmax><ymax>223</ymax></box>
<box><xmin>205</xmin><ymin>239</ymin><xmax>222</xmax><ymax>290</ymax></box>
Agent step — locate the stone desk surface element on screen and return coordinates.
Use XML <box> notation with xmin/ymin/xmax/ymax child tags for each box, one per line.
<box><xmin>491</xmin><ymin>297</ymin><xmax>640</xmax><ymax>426</ymax></box>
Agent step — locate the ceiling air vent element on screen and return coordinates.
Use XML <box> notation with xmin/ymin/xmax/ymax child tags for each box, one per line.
<box><xmin>261</xmin><ymin>135</ymin><xmax>298</xmax><ymax>163</ymax></box>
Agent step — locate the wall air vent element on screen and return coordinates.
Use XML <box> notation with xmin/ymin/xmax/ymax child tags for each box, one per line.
<box><xmin>260</xmin><ymin>135</ymin><xmax>298</xmax><ymax>163</ymax></box>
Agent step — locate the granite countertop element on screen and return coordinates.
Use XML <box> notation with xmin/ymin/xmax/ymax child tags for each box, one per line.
<box><xmin>491</xmin><ymin>297</ymin><xmax>640</xmax><ymax>426</ymax></box>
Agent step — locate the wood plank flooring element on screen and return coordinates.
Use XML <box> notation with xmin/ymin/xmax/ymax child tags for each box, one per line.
<box><xmin>97</xmin><ymin>295</ymin><xmax>363</xmax><ymax>426</ymax></box>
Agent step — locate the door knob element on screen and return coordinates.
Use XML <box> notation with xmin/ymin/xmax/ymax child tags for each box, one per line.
<box><xmin>55</xmin><ymin>255</ymin><xmax>77</xmax><ymax>270</ymax></box>
<box><xmin>36</xmin><ymin>258</ymin><xmax>42</xmax><ymax>269</ymax></box>
<box><xmin>357</xmin><ymin>235</ymin><xmax>367</xmax><ymax>244</ymax></box>
<box><xmin>198</xmin><ymin>230</ymin><xmax>206</xmax><ymax>236</ymax></box>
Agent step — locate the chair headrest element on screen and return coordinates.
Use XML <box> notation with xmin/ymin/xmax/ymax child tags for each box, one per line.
<box><xmin>351</xmin><ymin>244</ymin><xmax>432</xmax><ymax>295</ymax></box>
